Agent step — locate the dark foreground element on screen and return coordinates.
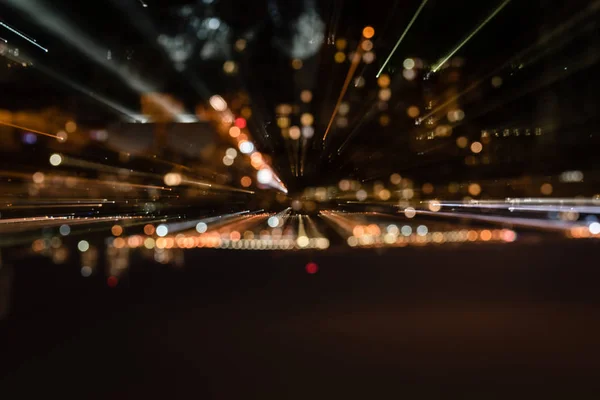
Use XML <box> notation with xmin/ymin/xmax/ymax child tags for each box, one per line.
<box><xmin>2</xmin><ymin>241</ymin><xmax>600</xmax><ymax>398</ymax></box>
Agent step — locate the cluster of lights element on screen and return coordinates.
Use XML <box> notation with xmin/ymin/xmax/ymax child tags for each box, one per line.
<box><xmin>108</xmin><ymin>232</ymin><xmax>329</xmax><ymax>251</ymax></box>
<box><xmin>346</xmin><ymin>227</ymin><xmax>517</xmax><ymax>247</ymax></box>
<box><xmin>209</xmin><ymin>94</ymin><xmax>286</xmax><ymax>193</ymax></box>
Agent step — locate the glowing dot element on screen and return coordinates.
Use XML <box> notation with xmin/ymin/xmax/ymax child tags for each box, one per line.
<box><xmin>334</xmin><ymin>52</ymin><xmax>346</xmax><ymax>63</ymax></box>
<box><xmin>361</xmin><ymin>40</ymin><xmax>373</xmax><ymax>51</ymax></box>
<box><xmin>491</xmin><ymin>76</ymin><xmax>503</xmax><ymax>88</ymax></box>
<box><xmin>417</xmin><ymin>225</ymin><xmax>428</xmax><ymax>236</ymax></box>
<box><xmin>240</xmin><ymin>176</ymin><xmax>252</xmax><ymax>187</ymax></box>
<box><xmin>209</xmin><ymin>95</ymin><xmax>228</xmax><ymax>111</ymax></box>
<box><xmin>107</xmin><ymin>276</ymin><xmax>118</xmax><ymax>288</ymax></box>
<box><xmin>196</xmin><ymin>222</ymin><xmax>208</xmax><ymax>233</ymax></box>
<box><xmin>302</xmin><ymin>126</ymin><xmax>314</xmax><ymax>138</ymax></box>
<box><xmin>144</xmin><ymin>238</ymin><xmax>155</xmax><ymax>249</ymax></box>
<box><xmin>65</xmin><ymin>121</ymin><xmax>77</xmax><ymax>133</ymax></box>
<box><xmin>404</xmin><ymin>207</ymin><xmax>416</xmax><ymax>218</ymax></box>
<box><xmin>468</xmin><ymin>183</ymin><xmax>482</xmax><ymax>196</ymax></box>
<box><xmin>401</xmin><ymin>225</ymin><xmax>412</xmax><ymax>236</ymax></box>
<box><xmin>291</xmin><ymin>59</ymin><xmax>303</xmax><ymax>69</ymax></box>
<box><xmin>56</xmin><ymin>130</ymin><xmax>68</xmax><ymax>143</ymax></box>
<box><xmin>354</xmin><ymin>76</ymin><xmax>365</xmax><ymax>87</ymax></box>
<box><xmin>297</xmin><ymin>236</ymin><xmax>310</xmax><ymax>248</ymax></box>
<box><xmin>59</xmin><ymin>224</ymin><xmax>70</xmax><ymax>236</ymax></box>
<box><xmin>356</xmin><ymin>189</ymin><xmax>367</xmax><ymax>201</ymax></box>
<box><xmin>387</xmin><ymin>224</ymin><xmax>399</xmax><ymax>235</ymax></box>
<box><xmin>335</xmin><ymin>38</ymin><xmax>347</xmax><ymax>50</ymax></box>
<box><xmin>480</xmin><ymin>230</ymin><xmax>492</xmax><ymax>241</ymax></box>
<box><xmin>224</xmin><ymin>148</ymin><xmax>237</xmax><ymax>159</ymax></box>
<box><xmin>81</xmin><ymin>266</ymin><xmax>93</xmax><ymax>277</ymax></box>
<box><xmin>289</xmin><ymin>126</ymin><xmax>301</xmax><ymax>140</ymax></box>
<box><xmin>229</xmin><ymin>126</ymin><xmax>240</xmax><ymax>138</ymax></box>
<box><xmin>223</xmin><ymin>60</ymin><xmax>237</xmax><ymax>74</ymax></box>
<box><xmin>235</xmin><ymin>38</ymin><xmax>247</xmax><ymax>51</ymax></box>
<box><xmin>362</xmin><ymin>26</ymin><xmax>375</xmax><ymax>39</ymax></box>
<box><xmin>502</xmin><ymin>229</ymin><xmax>517</xmax><ymax>242</ymax></box>
<box><xmin>390</xmin><ymin>173</ymin><xmax>402</xmax><ymax>185</ymax></box>
<box><xmin>403</xmin><ymin>58</ymin><xmax>415</xmax><ymax>69</ymax></box>
<box><xmin>301</xmin><ymin>113</ymin><xmax>314</xmax><ymax>126</ymax></box>
<box><xmin>403</xmin><ymin>68</ymin><xmax>416</xmax><ymax>80</ymax></box>
<box><xmin>379</xmin><ymin>114</ymin><xmax>390</xmax><ymax>126</ymax></box>
<box><xmin>207</xmin><ymin>17</ymin><xmax>220</xmax><ymax>29</ymax></box>
<box><xmin>239</xmin><ymin>141</ymin><xmax>254</xmax><ymax>154</ymax></box>
<box><xmin>448</xmin><ymin>109</ymin><xmax>465</xmax><ymax>122</ymax></box>
<box><xmin>144</xmin><ymin>224</ymin><xmax>155</xmax><ymax>235</ymax></box>
<box><xmin>589</xmin><ymin>222</ymin><xmax>600</xmax><ymax>235</ymax></box>
<box><xmin>223</xmin><ymin>156</ymin><xmax>234</xmax><ymax>166</ymax></box>
<box><xmin>257</xmin><ymin>168</ymin><xmax>273</xmax><ymax>184</ymax></box>
<box><xmin>540</xmin><ymin>183</ymin><xmax>553</xmax><ymax>195</ymax></box>
<box><xmin>235</xmin><ymin>117</ymin><xmax>247</xmax><ymax>129</ymax></box>
<box><xmin>77</xmin><ymin>240</ymin><xmax>90</xmax><ymax>252</ymax></box>
<box><xmin>456</xmin><ymin>136</ymin><xmax>468</xmax><ymax>148</ymax></box>
<box><xmin>306</xmin><ymin>262</ymin><xmax>319</xmax><ymax>274</ymax></box>
<box><xmin>300</xmin><ymin>90</ymin><xmax>312</xmax><ymax>103</ymax></box>
<box><xmin>32</xmin><ymin>172</ymin><xmax>45</xmax><ymax>184</ymax></box>
<box><xmin>470</xmin><ymin>141</ymin><xmax>483</xmax><ymax>154</ymax></box>
<box><xmin>164</xmin><ymin>172</ymin><xmax>182</xmax><ymax>186</ymax></box>
<box><xmin>111</xmin><ymin>225</ymin><xmax>123</xmax><ymax>236</ymax></box>
<box><xmin>402</xmin><ymin>188</ymin><xmax>414</xmax><ymax>199</ymax></box>
<box><xmin>378</xmin><ymin>88</ymin><xmax>391</xmax><ymax>101</ymax></box>
<box><xmin>49</xmin><ymin>154</ymin><xmax>62</xmax><ymax>166</ymax></box>
<box><xmin>363</xmin><ymin>51</ymin><xmax>375</xmax><ymax>64</ymax></box>
<box><xmin>268</xmin><ymin>216</ymin><xmax>280</xmax><ymax>228</ymax></box>
<box><xmin>428</xmin><ymin>200</ymin><xmax>441</xmax><ymax>212</ymax></box>
<box><xmin>379</xmin><ymin>189</ymin><xmax>391</xmax><ymax>200</ymax></box>
<box><xmin>377</xmin><ymin>74</ymin><xmax>390</xmax><ymax>88</ymax></box>
<box><xmin>156</xmin><ymin>224</ymin><xmax>168</xmax><ymax>237</ymax></box>
<box><xmin>406</xmin><ymin>106</ymin><xmax>420</xmax><ymax>118</ymax></box>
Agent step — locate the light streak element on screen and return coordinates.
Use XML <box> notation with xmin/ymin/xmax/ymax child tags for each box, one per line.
<box><xmin>0</xmin><ymin>120</ymin><xmax>61</xmax><ymax>139</ymax></box>
<box><xmin>0</xmin><ymin>21</ymin><xmax>48</xmax><ymax>52</ymax></box>
<box><xmin>322</xmin><ymin>43</ymin><xmax>363</xmax><ymax>142</ymax></box>
<box><xmin>376</xmin><ymin>0</ymin><xmax>429</xmax><ymax>78</ymax></box>
<box><xmin>431</xmin><ymin>0</ymin><xmax>511</xmax><ymax>72</ymax></box>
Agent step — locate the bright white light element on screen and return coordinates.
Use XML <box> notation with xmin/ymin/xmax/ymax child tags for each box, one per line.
<box><xmin>81</xmin><ymin>266</ymin><xmax>93</xmax><ymax>277</ymax></box>
<box><xmin>297</xmin><ymin>236</ymin><xmax>310</xmax><ymax>248</ymax></box>
<box><xmin>156</xmin><ymin>224</ymin><xmax>168</xmax><ymax>237</ymax></box>
<box><xmin>417</xmin><ymin>225</ymin><xmax>428</xmax><ymax>236</ymax></box>
<box><xmin>77</xmin><ymin>240</ymin><xmax>90</xmax><ymax>252</ymax></box>
<box><xmin>589</xmin><ymin>222</ymin><xmax>600</xmax><ymax>235</ymax></box>
<box><xmin>257</xmin><ymin>168</ymin><xmax>273</xmax><ymax>184</ymax></box>
<box><xmin>401</xmin><ymin>225</ymin><xmax>412</xmax><ymax>236</ymax></box>
<box><xmin>196</xmin><ymin>222</ymin><xmax>208</xmax><ymax>233</ymax></box>
<box><xmin>207</xmin><ymin>18</ymin><xmax>221</xmax><ymax>30</ymax></box>
<box><xmin>268</xmin><ymin>216</ymin><xmax>279</xmax><ymax>228</ymax></box>
<box><xmin>239</xmin><ymin>141</ymin><xmax>254</xmax><ymax>154</ymax></box>
<box><xmin>226</xmin><ymin>148</ymin><xmax>237</xmax><ymax>158</ymax></box>
<box><xmin>49</xmin><ymin>154</ymin><xmax>62</xmax><ymax>166</ymax></box>
<box><xmin>223</xmin><ymin>156</ymin><xmax>234</xmax><ymax>166</ymax></box>
<box><xmin>209</xmin><ymin>95</ymin><xmax>227</xmax><ymax>111</ymax></box>
<box><xmin>302</xmin><ymin>126</ymin><xmax>314</xmax><ymax>138</ymax></box>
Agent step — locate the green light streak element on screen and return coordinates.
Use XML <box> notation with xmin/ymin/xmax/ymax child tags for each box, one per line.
<box><xmin>376</xmin><ymin>0</ymin><xmax>430</xmax><ymax>78</ymax></box>
<box><xmin>431</xmin><ymin>0</ymin><xmax>511</xmax><ymax>72</ymax></box>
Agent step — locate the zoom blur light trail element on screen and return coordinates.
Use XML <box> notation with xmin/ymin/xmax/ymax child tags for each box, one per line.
<box><xmin>431</xmin><ymin>0</ymin><xmax>511</xmax><ymax>72</ymax></box>
<box><xmin>376</xmin><ymin>0</ymin><xmax>429</xmax><ymax>78</ymax></box>
<box><xmin>0</xmin><ymin>21</ymin><xmax>48</xmax><ymax>52</ymax></box>
<box><xmin>0</xmin><ymin>120</ymin><xmax>61</xmax><ymax>139</ymax></box>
